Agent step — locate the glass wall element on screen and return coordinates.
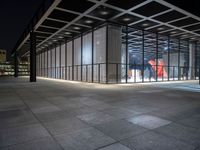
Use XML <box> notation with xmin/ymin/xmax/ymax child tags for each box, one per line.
<box><xmin>82</xmin><ymin>32</ymin><xmax>92</xmax><ymax>82</ymax></box>
<box><xmin>61</xmin><ymin>43</ymin><xmax>65</xmax><ymax>79</ymax></box>
<box><xmin>47</xmin><ymin>48</ymin><xmax>51</xmax><ymax>78</ymax></box>
<box><xmin>36</xmin><ymin>22</ymin><xmax>200</xmax><ymax>84</ymax></box>
<box><xmin>93</xmin><ymin>26</ymin><xmax>106</xmax><ymax>83</ymax></box>
<box><xmin>158</xmin><ymin>35</ymin><xmax>168</xmax><ymax>81</ymax></box>
<box><xmin>74</xmin><ymin>37</ymin><xmax>81</xmax><ymax>81</ymax></box>
<box><xmin>127</xmin><ymin>27</ymin><xmax>143</xmax><ymax>83</ymax></box>
<box><xmin>67</xmin><ymin>41</ymin><xmax>72</xmax><ymax>80</ymax></box>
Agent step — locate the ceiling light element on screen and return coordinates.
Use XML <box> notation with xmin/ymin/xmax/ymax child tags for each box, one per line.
<box><xmin>58</xmin><ymin>36</ymin><xmax>64</xmax><ymax>39</ymax></box>
<box><xmin>73</xmin><ymin>26</ymin><xmax>81</xmax><ymax>30</ymax></box>
<box><xmin>53</xmin><ymin>39</ymin><xmax>57</xmax><ymax>42</ymax></box>
<box><xmin>48</xmin><ymin>42</ymin><xmax>52</xmax><ymax>44</ymax></box>
<box><xmin>100</xmin><ymin>11</ymin><xmax>109</xmax><ymax>15</ymax></box>
<box><xmin>182</xmin><ymin>34</ymin><xmax>187</xmax><ymax>37</ymax></box>
<box><xmin>142</xmin><ymin>23</ymin><xmax>149</xmax><ymax>27</ymax></box>
<box><xmin>44</xmin><ymin>44</ymin><xmax>48</xmax><ymax>47</ymax></box>
<box><xmin>170</xmin><ymin>31</ymin><xmax>176</xmax><ymax>34</ymax></box>
<box><xmin>64</xmin><ymin>32</ymin><xmax>71</xmax><ymax>35</ymax></box>
<box><xmin>85</xmin><ymin>20</ymin><xmax>93</xmax><ymax>24</ymax></box>
<box><xmin>157</xmin><ymin>27</ymin><xmax>164</xmax><ymax>31</ymax></box>
<box><xmin>123</xmin><ymin>17</ymin><xmax>131</xmax><ymax>22</ymax></box>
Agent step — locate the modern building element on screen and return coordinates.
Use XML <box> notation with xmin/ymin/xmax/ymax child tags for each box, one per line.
<box><xmin>0</xmin><ymin>49</ymin><xmax>6</xmax><ymax>63</ymax></box>
<box><xmin>12</xmin><ymin>0</ymin><xmax>200</xmax><ymax>83</ymax></box>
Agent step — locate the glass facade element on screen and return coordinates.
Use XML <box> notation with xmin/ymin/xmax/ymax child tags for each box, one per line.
<box><xmin>36</xmin><ymin>23</ymin><xmax>200</xmax><ymax>83</ymax></box>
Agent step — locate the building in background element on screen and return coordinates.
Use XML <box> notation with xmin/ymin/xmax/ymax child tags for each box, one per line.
<box><xmin>0</xmin><ymin>49</ymin><xmax>6</xmax><ymax>63</ymax></box>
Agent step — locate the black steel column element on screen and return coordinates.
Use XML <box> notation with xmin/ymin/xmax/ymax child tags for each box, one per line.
<box><xmin>30</xmin><ymin>31</ymin><xmax>36</xmax><ymax>82</ymax></box>
<box><xmin>59</xmin><ymin>42</ymin><xmax>61</xmax><ymax>79</ymax></box>
<box><xmin>41</xmin><ymin>51</ymin><xmax>43</xmax><ymax>77</ymax></box>
<box><xmin>39</xmin><ymin>52</ymin><xmax>41</xmax><ymax>76</ymax></box>
<box><xmin>72</xmin><ymin>38</ymin><xmax>74</xmax><ymax>80</ymax></box>
<box><xmin>194</xmin><ymin>41</ymin><xmax>197</xmax><ymax>79</ymax></box>
<box><xmin>50</xmin><ymin>46</ymin><xmax>52</xmax><ymax>78</ymax></box>
<box><xmin>125</xmin><ymin>26</ymin><xmax>128</xmax><ymax>83</ymax></box>
<box><xmin>167</xmin><ymin>36</ymin><xmax>170</xmax><ymax>81</ymax></box>
<box><xmin>187</xmin><ymin>40</ymin><xmax>189</xmax><ymax>80</ymax></box>
<box><xmin>65</xmin><ymin>41</ymin><xmax>67</xmax><ymax>80</ymax></box>
<box><xmin>81</xmin><ymin>33</ymin><xmax>83</xmax><ymax>81</ymax></box>
<box><xmin>178</xmin><ymin>39</ymin><xmax>181</xmax><ymax>80</ymax></box>
<box><xmin>47</xmin><ymin>48</ymin><xmax>48</xmax><ymax>78</ymax></box>
<box><xmin>106</xmin><ymin>24</ymin><xmax>109</xmax><ymax>84</ymax></box>
<box><xmin>156</xmin><ymin>33</ymin><xmax>158</xmax><ymax>82</ymax></box>
<box><xmin>14</xmin><ymin>51</ymin><xmax>18</xmax><ymax>77</ymax></box>
<box><xmin>142</xmin><ymin>30</ymin><xmax>145</xmax><ymax>82</ymax></box>
<box><xmin>43</xmin><ymin>49</ymin><xmax>46</xmax><ymax>77</ymax></box>
<box><xmin>92</xmin><ymin>29</ymin><xmax>94</xmax><ymax>83</ymax></box>
<box><xmin>54</xmin><ymin>44</ymin><xmax>56</xmax><ymax>78</ymax></box>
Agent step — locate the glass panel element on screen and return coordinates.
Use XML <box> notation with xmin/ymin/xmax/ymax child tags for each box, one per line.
<box><xmin>52</xmin><ymin>47</ymin><xmax>56</xmax><ymax>78</ymax></box>
<box><xmin>61</xmin><ymin>43</ymin><xmax>65</xmax><ymax>79</ymax></box>
<box><xmin>93</xmin><ymin>26</ymin><xmax>106</xmax><ymax>83</ymax></box>
<box><xmin>108</xmin><ymin>24</ymin><xmax>122</xmax><ymax>83</ymax></box>
<box><xmin>48</xmin><ymin>49</ymin><xmax>51</xmax><ymax>77</ymax></box>
<box><xmin>180</xmin><ymin>40</ymin><xmax>189</xmax><ymax>80</ymax></box>
<box><xmin>56</xmin><ymin>46</ymin><xmax>60</xmax><ymax>78</ymax></box>
<box><xmin>128</xmin><ymin>27</ymin><xmax>143</xmax><ymax>83</ymax></box>
<box><xmin>74</xmin><ymin>37</ymin><xmax>81</xmax><ymax>81</ymax></box>
<box><xmin>169</xmin><ymin>38</ymin><xmax>179</xmax><ymax>80</ymax></box>
<box><xmin>83</xmin><ymin>32</ymin><xmax>92</xmax><ymax>82</ymax></box>
<box><xmin>120</xmin><ymin>26</ymin><xmax>127</xmax><ymax>83</ymax></box>
<box><xmin>158</xmin><ymin>35</ymin><xmax>168</xmax><ymax>81</ymax></box>
<box><xmin>144</xmin><ymin>31</ymin><xmax>156</xmax><ymax>82</ymax></box>
<box><xmin>67</xmin><ymin>41</ymin><xmax>72</xmax><ymax>80</ymax></box>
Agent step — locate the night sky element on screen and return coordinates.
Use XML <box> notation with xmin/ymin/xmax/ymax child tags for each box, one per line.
<box><xmin>0</xmin><ymin>0</ymin><xmax>43</xmax><ymax>57</ymax></box>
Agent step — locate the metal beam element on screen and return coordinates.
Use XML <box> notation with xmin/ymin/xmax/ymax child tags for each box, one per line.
<box><xmin>30</xmin><ymin>31</ymin><xmax>37</xmax><ymax>82</ymax></box>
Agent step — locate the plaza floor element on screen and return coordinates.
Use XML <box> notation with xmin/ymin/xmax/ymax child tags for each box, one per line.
<box><xmin>0</xmin><ymin>76</ymin><xmax>200</xmax><ymax>150</ymax></box>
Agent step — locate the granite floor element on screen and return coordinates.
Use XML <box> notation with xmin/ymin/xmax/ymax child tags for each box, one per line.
<box><xmin>0</xmin><ymin>76</ymin><xmax>200</xmax><ymax>150</ymax></box>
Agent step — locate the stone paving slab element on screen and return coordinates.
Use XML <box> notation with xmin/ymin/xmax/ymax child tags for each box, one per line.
<box><xmin>0</xmin><ymin>77</ymin><xmax>200</xmax><ymax>150</ymax></box>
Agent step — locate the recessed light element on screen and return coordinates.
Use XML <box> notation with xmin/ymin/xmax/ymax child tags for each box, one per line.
<box><xmin>142</xmin><ymin>23</ymin><xmax>149</xmax><ymax>27</ymax></box>
<box><xmin>73</xmin><ymin>26</ymin><xmax>81</xmax><ymax>30</ymax></box>
<box><xmin>64</xmin><ymin>32</ymin><xmax>71</xmax><ymax>35</ymax></box>
<box><xmin>123</xmin><ymin>17</ymin><xmax>131</xmax><ymax>22</ymax></box>
<box><xmin>170</xmin><ymin>31</ymin><xmax>176</xmax><ymax>34</ymax></box>
<box><xmin>58</xmin><ymin>36</ymin><xmax>64</xmax><ymax>39</ymax></box>
<box><xmin>157</xmin><ymin>27</ymin><xmax>164</xmax><ymax>31</ymax></box>
<box><xmin>100</xmin><ymin>11</ymin><xmax>109</xmax><ymax>15</ymax></box>
<box><xmin>85</xmin><ymin>20</ymin><xmax>93</xmax><ymax>24</ymax></box>
<box><xmin>53</xmin><ymin>39</ymin><xmax>57</xmax><ymax>42</ymax></box>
